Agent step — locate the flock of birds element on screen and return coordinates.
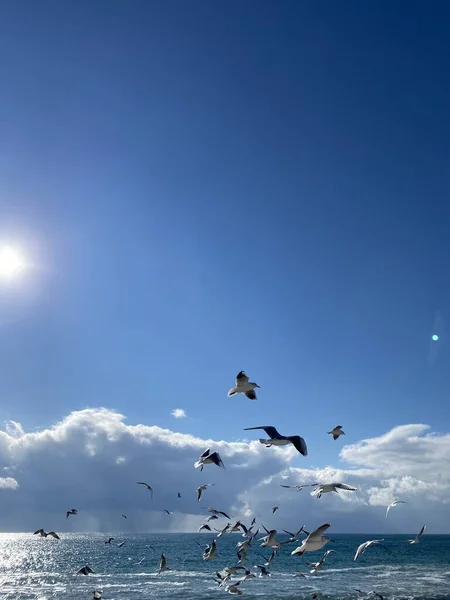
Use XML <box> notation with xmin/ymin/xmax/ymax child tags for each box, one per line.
<box><xmin>31</xmin><ymin>371</ymin><xmax>425</xmax><ymax>599</ymax></box>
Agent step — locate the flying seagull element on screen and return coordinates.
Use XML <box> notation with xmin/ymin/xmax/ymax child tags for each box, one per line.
<box><xmin>206</xmin><ymin>515</ymin><xmax>219</xmax><ymax>522</ymax></box>
<box><xmin>77</xmin><ymin>565</ymin><xmax>95</xmax><ymax>575</ymax></box>
<box><xmin>198</xmin><ymin>524</ymin><xmax>212</xmax><ymax>532</ymax></box>
<box><xmin>33</xmin><ymin>529</ymin><xmax>60</xmax><ymax>539</ymax></box>
<box><xmin>177</xmin><ymin>492</ymin><xmax>181</xmax><ymax>498</ymax></box>
<box><xmin>225</xmin><ymin>581</ymin><xmax>243</xmax><ymax>595</ymax></box>
<box><xmin>121</xmin><ymin>514</ymin><xmax>127</xmax><ymax>519</ymax></box>
<box><xmin>327</xmin><ymin>425</ymin><xmax>346</xmax><ymax>440</ymax></box>
<box><xmin>203</xmin><ymin>538</ymin><xmax>218</xmax><ymax>560</ymax></box>
<box><xmin>66</xmin><ymin>509</ymin><xmax>78</xmax><ymax>519</ymax></box>
<box><xmin>254</xmin><ymin>564</ymin><xmax>271</xmax><ymax>577</ymax></box>
<box><xmin>164</xmin><ymin>510</ymin><xmax>174</xmax><ymax>515</ymax></box>
<box><xmin>137</xmin><ymin>482</ymin><xmax>153</xmax><ymax>498</ymax></box>
<box><xmin>194</xmin><ymin>448</ymin><xmax>225</xmax><ymax>471</ymax></box>
<box><xmin>386</xmin><ymin>500</ymin><xmax>407</xmax><ymax>518</ymax></box>
<box><xmin>281</xmin><ymin>484</ymin><xmax>316</xmax><ymax>491</ymax></box>
<box><xmin>157</xmin><ymin>552</ymin><xmax>170</xmax><ymax>574</ymax></box>
<box><xmin>105</xmin><ymin>537</ymin><xmax>115</xmax><ymax>544</ymax></box>
<box><xmin>208</xmin><ymin>507</ymin><xmax>231</xmax><ymax>519</ymax></box>
<box><xmin>354</xmin><ymin>539</ymin><xmax>387</xmax><ymax>561</ymax></box>
<box><xmin>310</xmin><ymin>482</ymin><xmax>357</xmax><ymax>499</ymax></box>
<box><xmin>258</xmin><ymin>548</ymin><xmax>278</xmax><ymax>566</ymax></box>
<box><xmin>244</xmin><ymin>425</ymin><xmax>307</xmax><ymax>456</ymax></box>
<box><xmin>291</xmin><ymin>523</ymin><xmax>334</xmax><ymax>556</ymax></box>
<box><xmin>228</xmin><ymin>370</ymin><xmax>260</xmax><ymax>400</ymax></box>
<box><xmin>408</xmin><ymin>524</ymin><xmax>426</xmax><ymax>544</ymax></box>
<box><xmin>308</xmin><ymin>549</ymin><xmax>336</xmax><ymax>574</ymax></box>
<box><xmin>259</xmin><ymin>525</ymin><xmax>281</xmax><ymax>548</ymax></box>
<box><xmin>272</xmin><ymin>506</ymin><xmax>279</xmax><ymax>514</ymax></box>
<box><xmin>117</xmin><ymin>541</ymin><xmax>126</xmax><ymax>548</ymax></box>
<box><xmin>280</xmin><ymin>526</ymin><xmax>305</xmax><ymax>544</ymax></box>
<box><xmin>197</xmin><ymin>484</ymin><xmax>215</xmax><ymax>502</ymax></box>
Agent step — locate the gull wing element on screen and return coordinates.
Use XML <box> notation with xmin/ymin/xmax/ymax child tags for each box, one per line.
<box><xmin>210</xmin><ymin>452</ymin><xmax>225</xmax><ymax>469</ymax></box>
<box><xmin>236</xmin><ymin>371</ymin><xmax>249</xmax><ymax>384</ymax></box>
<box><xmin>354</xmin><ymin>541</ymin><xmax>368</xmax><ymax>561</ymax></box>
<box><xmin>289</xmin><ymin>435</ymin><xmax>308</xmax><ymax>456</ymax></box>
<box><xmin>243</xmin><ymin>426</ymin><xmax>281</xmax><ymax>439</ymax></box>
<box><xmin>245</xmin><ymin>389</ymin><xmax>257</xmax><ymax>400</ymax></box>
<box><xmin>199</xmin><ymin>448</ymin><xmax>211</xmax><ymax>459</ymax></box>
<box><xmin>334</xmin><ymin>483</ymin><xmax>357</xmax><ymax>491</ymax></box>
<box><xmin>34</xmin><ymin>529</ymin><xmax>45</xmax><ymax>535</ymax></box>
<box><xmin>217</xmin><ymin>509</ymin><xmax>231</xmax><ymax>519</ymax></box>
<box><xmin>48</xmin><ymin>531</ymin><xmax>60</xmax><ymax>539</ymax></box>
<box><xmin>417</xmin><ymin>524</ymin><xmax>426</xmax><ymax>539</ymax></box>
<box><xmin>306</xmin><ymin>522</ymin><xmax>331</xmax><ymax>541</ymax></box>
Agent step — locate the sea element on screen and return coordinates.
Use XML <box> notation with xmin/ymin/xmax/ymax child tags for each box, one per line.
<box><xmin>0</xmin><ymin>533</ymin><xmax>449</xmax><ymax>600</ymax></box>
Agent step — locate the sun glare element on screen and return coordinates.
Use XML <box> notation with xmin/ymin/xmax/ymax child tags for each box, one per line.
<box><xmin>0</xmin><ymin>247</ymin><xmax>26</xmax><ymax>278</ymax></box>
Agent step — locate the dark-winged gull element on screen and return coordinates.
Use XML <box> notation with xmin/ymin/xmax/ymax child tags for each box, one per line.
<box><xmin>327</xmin><ymin>425</ymin><xmax>346</xmax><ymax>440</ymax></box>
<box><xmin>244</xmin><ymin>425</ymin><xmax>307</xmax><ymax>456</ymax></box>
<box><xmin>66</xmin><ymin>509</ymin><xmax>78</xmax><ymax>519</ymax></box>
<box><xmin>208</xmin><ymin>507</ymin><xmax>231</xmax><ymax>519</ymax></box>
<box><xmin>271</xmin><ymin>506</ymin><xmax>279</xmax><ymax>514</ymax></box>
<box><xmin>254</xmin><ymin>564</ymin><xmax>271</xmax><ymax>577</ymax></box>
<box><xmin>105</xmin><ymin>537</ymin><xmax>115</xmax><ymax>544</ymax></box>
<box><xmin>164</xmin><ymin>510</ymin><xmax>174</xmax><ymax>515</ymax></box>
<box><xmin>408</xmin><ymin>524</ymin><xmax>426</xmax><ymax>544</ymax></box>
<box><xmin>291</xmin><ymin>523</ymin><xmax>334</xmax><ymax>555</ymax></box>
<box><xmin>386</xmin><ymin>500</ymin><xmax>407</xmax><ymax>517</ymax></box>
<box><xmin>33</xmin><ymin>529</ymin><xmax>60</xmax><ymax>539</ymax></box>
<box><xmin>310</xmin><ymin>482</ymin><xmax>357</xmax><ymax>499</ymax></box>
<box><xmin>194</xmin><ymin>448</ymin><xmax>225</xmax><ymax>471</ymax></box>
<box><xmin>177</xmin><ymin>492</ymin><xmax>181</xmax><ymax>498</ymax></box>
<box><xmin>198</xmin><ymin>524</ymin><xmax>212</xmax><ymax>532</ymax></box>
<box><xmin>354</xmin><ymin>539</ymin><xmax>388</xmax><ymax>561</ymax></box>
<box><xmin>137</xmin><ymin>482</ymin><xmax>153</xmax><ymax>498</ymax></box>
<box><xmin>197</xmin><ymin>484</ymin><xmax>215</xmax><ymax>502</ymax></box>
<box><xmin>77</xmin><ymin>565</ymin><xmax>95</xmax><ymax>575</ymax></box>
<box><xmin>121</xmin><ymin>514</ymin><xmax>127</xmax><ymax>519</ymax></box>
<box><xmin>228</xmin><ymin>370</ymin><xmax>260</xmax><ymax>400</ymax></box>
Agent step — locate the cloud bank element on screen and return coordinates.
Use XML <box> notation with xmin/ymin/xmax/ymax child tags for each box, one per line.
<box><xmin>0</xmin><ymin>410</ymin><xmax>449</xmax><ymax>533</ymax></box>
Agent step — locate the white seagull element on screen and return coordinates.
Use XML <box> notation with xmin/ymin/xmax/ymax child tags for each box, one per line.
<box><xmin>157</xmin><ymin>553</ymin><xmax>170</xmax><ymax>573</ymax></box>
<box><xmin>244</xmin><ymin>425</ymin><xmax>307</xmax><ymax>456</ymax></box>
<box><xmin>194</xmin><ymin>448</ymin><xmax>225</xmax><ymax>471</ymax></box>
<box><xmin>310</xmin><ymin>482</ymin><xmax>357</xmax><ymax>499</ymax></box>
<box><xmin>228</xmin><ymin>371</ymin><xmax>260</xmax><ymax>400</ymax></box>
<box><xmin>386</xmin><ymin>500</ymin><xmax>407</xmax><ymax>518</ymax></box>
<box><xmin>291</xmin><ymin>523</ymin><xmax>334</xmax><ymax>556</ymax></box>
<box><xmin>308</xmin><ymin>549</ymin><xmax>336</xmax><ymax>573</ymax></box>
<box><xmin>203</xmin><ymin>539</ymin><xmax>218</xmax><ymax>560</ymax></box>
<box><xmin>327</xmin><ymin>425</ymin><xmax>346</xmax><ymax>440</ymax></box>
<box><xmin>259</xmin><ymin>525</ymin><xmax>281</xmax><ymax>548</ymax></box>
<box><xmin>408</xmin><ymin>524</ymin><xmax>426</xmax><ymax>544</ymax></box>
<box><xmin>197</xmin><ymin>484</ymin><xmax>215</xmax><ymax>502</ymax></box>
<box><xmin>280</xmin><ymin>484</ymin><xmax>316</xmax><ymax>491</ymax></box>
<box><xmin>354</xmin><ymin>539</ymin><xmax>388</xmax><ymax>561</ymax></box>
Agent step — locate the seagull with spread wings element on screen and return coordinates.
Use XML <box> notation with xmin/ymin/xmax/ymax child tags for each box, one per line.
<box><xmin>408</xmin><ymin>524</ymin><xmax>426</xmax><ymax>544</ymax></box>
<box><xmin>194</xmin><ymin>448</ymin><xmax>225</xmax><ymax>471</ymax></box>
<box><xmin>137</xmin><ymin>482</ymin><xmax>153</xmax><ymax>498</ymax></box>
<box><xmin>386</xmin><ymin>500</ymin><xmax>407</xmax><ymax>517</ymax></box>
<box><xmin>244</xmin><ymin>425</ymin><xmax>307</xmax><ymax>456</ymax></box>
<box><xmin>228</xmin><ymin>371</ymin><xmax>260</xmax><ymax>400</ymax></box>
<box><xmin>291</xmin><ymin>523</ymin><xmax>334</xmax><ymax>556</ymax></box>
<box><xmin>327</xmin><ymin>425</ymin><xmax>346</xmax><ymax>440</ymax></box>
<box><xmin>197</xmin><ymin>484</ymin><xmax>215</xmax><ymax>502</ymax></box>
<box><xmin>310</xmin><ymin>482</ymin><xmax>357</xmax><ymax>499</ymax></box>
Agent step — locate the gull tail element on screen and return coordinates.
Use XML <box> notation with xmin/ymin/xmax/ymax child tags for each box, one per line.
<box><xmin>228</xmin><ymin>388</ymin><xmax>238</xmax><ymax>397</ymax></box>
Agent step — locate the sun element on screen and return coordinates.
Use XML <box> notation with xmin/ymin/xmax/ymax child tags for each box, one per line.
<box><xmin>0</xmin><ymin>246</ymin><xmax>26</xmax><ymax>278</ymax></box>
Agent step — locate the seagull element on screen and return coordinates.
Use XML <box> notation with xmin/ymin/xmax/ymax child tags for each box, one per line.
<box><xmin>272</xmin><ymin>506</ymin><xmax>279</xmax><ymax>514</ymax></box>
<box><xmin>354</xmin><ymin>539</ymin><xmax>387</xmax><ymax>561</ymax></box>
<box><xmin>258</xmin><ymin>548</ymin><xmax>277</xmax><ymax>566</ymax></box>
<box><xmin>197</xmin><ymin>484</ymin><xmax>215</xmax><ymax>502</ymax></box>
<box><xmin>215</xmin><ymin>523</ymin><xmax>231</xmax><ymax>537</ymax></box>
<box><xmin>203</xmin><ymin>538</ymin><xmax>218</xmax><ymax>560</ymax></box>
<box><xmin>157</xmin><ymin>552</ymin><xmax>170</xmax><ymax>573</ymax></box>
<box><xmin>177</xmin><ymin>492</ymin><xmax>181</xmax><ymax>498</ymax></box>
<box><xmin>77</xmin><ymin>565</ymin><xmax>95</xmax><ymax>575</ymax></box>
<box><xmin>254</xmin><ymin>564</ymin><xmax>271</xmax><ymax>577</ymax></box>
<box><xmin>194</xmin><ymin>448</ymin><xmax>225</xmax><ymax>471</ymax></box>
<box><xmin>293</xmin><ymin>572</ymin><xmax>309</xmax><ymax>578</ymax></box>
<box><xmin>291</xmin><ymin>523</ymin><xmax>334</xmax><ymax>556</ymax></box>
<box><xmin>164</xmin><ymin>510</ymin><xmax>174</xmax><ymax>515</ymax></box>
<box><xmin>259</xmin><ymin>525</ymin><xmax>281</xmax><ymax>548</ymax></box>
<box><xmin>244</xmin><ymin>425</ymin><xmax>307</xmax><ymax>456</ymax></box>
<box><xmin>206</xmin><ymin>515</ymin><xmax>219</xmax><ymax>522</ymax></box>
<box><xmin>208</xmin><ymin>507</ymin><xmax>231</xmax><ymax>519</ymax></box>
<box><xmin>327</xmin><ymin>425</ymin><xmax>346</xmax><ymax>440</ymax></box>
<box><xmin>408</xmin><ymin>524</ymin><xmax>426</xmax><ymax>544</ymax></box>
<box><xmin>225</xmin><ymin>581</ymin><xmax>243</xmax><ymax>595</ymax></box>
<box><xmin>386</xmin><ymin>500</ymin><xmax>407</xmax><ymax>518</ymax></box>
<box><xmin>117</xmin><ymin>541</ymin><xmax>126</xmax><ymax>548</ymax></box>
<box><xmin>310</xmin><ymin>482</ymin><xmax>357</xmax><ymax>498</ymax></box>
<box><xmin>93</xmin><ymin>592</ymin><xmax>102</xmax><ymax>600</ymax></box>
<box><xmin>308</xmin><ymin>549</ymin><xmax>336</xmax><ymax>573</ymax></box>
<box><xmin>280</xmin><ymin>526</ymin><xmax>305</xmax><ymax>544</ymax></box>
<box><xmin>33</xmin><ymin>529</ymin><xmax>60</xmax><ymax>539</ymax></box>
<box><xmin>121</xmin><ymin>514</ymin><xmax>127</xmax><ymax>519</ymax></box>
<box><xmin>137</xmin><ymin>482</ymin><xmax>153</xmax><ymax>498</ymax></box>
<box><xmin>228</xmin><ymin>370</ymin><xmax>260</xmax><ymax>400</ymax></box>
<box><xmin>198</xmin><ymin>524</ymin><xmax>212</xmax><ymax>532</ymax></box>
<box><xmin>105</xmin><ymin>537</ymin><xmax>115</xmax><ymax>544</ymax></box>
<box><xmin>66</xmin><ymin>509</ymin><xmax>78</xmax><ymax>519</ymax></box>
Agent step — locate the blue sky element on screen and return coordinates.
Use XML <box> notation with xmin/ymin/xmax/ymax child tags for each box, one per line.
<box><xmin>0</xmin><ymin>0</ymin><xmax>450</xmax><ymax>480</ymax></box>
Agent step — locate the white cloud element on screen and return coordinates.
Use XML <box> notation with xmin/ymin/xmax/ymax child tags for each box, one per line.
<box><xmin>171</xmin><ymin>408</ymin><xmax>187</xmax><ymax>419</ymax></box>
<box><xmin>0</xmin><ymin>410</ymin><xmax>448</xmax><ymax>533</ymax></box>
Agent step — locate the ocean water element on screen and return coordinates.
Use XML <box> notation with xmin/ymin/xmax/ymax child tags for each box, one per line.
<box><xmin>0</xmin><ymin>533</ymin><xmax>449</xmax><ymax>599</ymax></box>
